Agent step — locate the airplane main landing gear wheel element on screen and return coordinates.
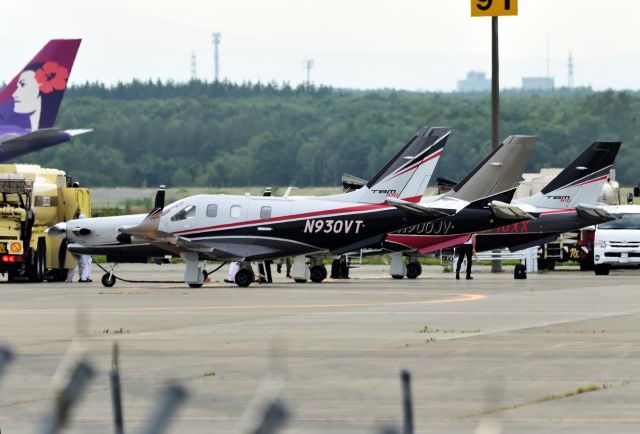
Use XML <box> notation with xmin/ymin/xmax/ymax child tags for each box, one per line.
<box><xmin>102</xmin><ymin>273</ymin><xmax>116</xmax><ymax>287</ymax></box>
<box><xmin>235</xmin><ymin>268</ymin><xmax>255</xmax><ymax>287</ymax></box>
<box><xmin>405</xmin><ymin>262</ymin><xmax>422</xmax><ymax>279</ymax></box>
<box><xmin>309</xmin><ymin>265</ymin><xmax>328</xmax><ymax>283</ymax></box>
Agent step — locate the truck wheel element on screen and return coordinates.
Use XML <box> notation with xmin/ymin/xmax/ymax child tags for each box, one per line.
<box><xmin>101</xmin><ymin>273</ymin><xmax>116</xmax><ymax>287</ymax></box>
<box><xmin>36</xmin><ymin>238</ymin><xmax>46</xmax><ymax>282</ymax></box>
<box><xmin>391</xmin><ymin>274</ymin><xmax>404</xmax><ymax>279</ymax></box>
<box><xmin>594</xmin><ymin>265</ymin><xmax>610</xmax><ymax>276</ymax></box>
<box><xmin>406</xmin><ymin>262</ymin><xmax>422</xmax><ymax>279</ymax></box>
<box><xmin>235</xmin><ymin>268</ymin><xmax>254</xmax><ymax>287</ymax></box>
<box><xmin>309</xmin><ymin>265</ymin><xmax>327</xmax><ymax>283</ymax></box>
<box><xmin>294</xmin><ymin>278</ymin><xmax>307</xmax><ymax>283</ymax></box>
<box><xmin>28</xmin><ymin>242</ymin><xmax>45</xmax><ymax>283</ymax></box>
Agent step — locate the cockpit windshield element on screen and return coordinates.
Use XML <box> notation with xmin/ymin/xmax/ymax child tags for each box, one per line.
<box><xmin>170</xmin><ymin>204</ymin><xmax>196</xmax><ymax>221</ymax></box>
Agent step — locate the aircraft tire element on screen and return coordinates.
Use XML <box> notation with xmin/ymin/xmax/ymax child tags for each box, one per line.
<box><xmin>309</xmin><ymin>265</ymin><xmax>327</xmax><ymax>283</ymax></box>
<box><xmin>235</xmin><ymin>269</ymin><xmax>254</xmax><ymax>287</ymax></box>
<box><xmin>594</xmin><ymin>264</ymin><xmax>610</xmax><ymax>276</ymax></box>
<box><xmin>102</xmin><ymin>273</ymin><xmax>116</xmax><ymax>287</ymax></box>
<box><xmin>405</xmin><ymin>262</ymin><xmax>422</xmax><ymax>279</ymax></box>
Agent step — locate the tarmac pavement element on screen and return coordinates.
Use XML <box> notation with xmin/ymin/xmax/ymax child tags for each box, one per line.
<box><xmin>0</xmin><ymin>264</ymin><xmax>639</xmax><ymax>433</ymax></box>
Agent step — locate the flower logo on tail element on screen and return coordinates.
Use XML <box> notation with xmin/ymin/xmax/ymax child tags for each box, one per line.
<box><xmin>34</xmin><ymin>61</ymin><xmax>69</xmax><ymax>94</ymax></box>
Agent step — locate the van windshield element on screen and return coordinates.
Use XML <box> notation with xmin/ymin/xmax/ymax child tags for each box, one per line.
<box><xmin>599</xmin><ymin>213</ymin><xmax>640</xmax><ymax>230</ymax></box>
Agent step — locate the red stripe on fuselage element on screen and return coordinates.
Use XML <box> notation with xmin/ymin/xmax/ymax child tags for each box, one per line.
<box><xmin>173</xmin><ymin>202</ymin><xmax>391</xmax><ymax>235</ymax></box>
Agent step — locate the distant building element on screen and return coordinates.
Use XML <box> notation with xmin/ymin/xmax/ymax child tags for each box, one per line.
<box><xmin>522</xmin><ymin>77</ymin><xmax>554</xmax><ymax>91</ymax></box>
<box><xmin>457</xmin><ymin>71</ymin><xmax>491</xmax><ymax>92</ymax></box>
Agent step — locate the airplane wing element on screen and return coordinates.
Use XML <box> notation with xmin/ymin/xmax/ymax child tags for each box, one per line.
<box><xmin>175</xmin><ymin>236</ymin><xmax>287</xmax><ymax>261</ymax></box>
<box><xmin>384</xmin><ymin>197</ymin><xmax>455</xmax><ymax>218</ymax></box>
<box><xmin>575</xmin><ymin>204</ymin><xmax>617</xmax><ymax>222</ymax></box>
<box><xmin>489</xmin><ymin>200</ymin><xmax>534</xmax><ymax>220</ymax></box>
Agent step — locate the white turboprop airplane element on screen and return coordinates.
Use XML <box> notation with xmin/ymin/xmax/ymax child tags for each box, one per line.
<box><xmin>48</xmin><ymin>127</ymin><xmax>531</xmax><ymax>287</ymax></box>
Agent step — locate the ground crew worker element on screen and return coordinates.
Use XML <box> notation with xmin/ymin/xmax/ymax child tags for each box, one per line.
<box><xmin>456</xmin><ymin>234</ymin><xmax>476</xmax><ymax>280</ymax></box>
<box><xmin>225</xmin><ymin>261</ymin><xmax>240</xmax><ymax>283</ymax></box>
<box><xmin>66</xmin><ymin>212</ymin><xmax>92</xmax><ymax>283</ymax></box>
<box><xmin>77</xmin><ymin>213</ymin><xmax>92</xmax><ymax>282</ymax></box>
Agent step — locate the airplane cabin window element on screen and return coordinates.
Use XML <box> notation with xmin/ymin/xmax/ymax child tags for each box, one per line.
<box><xmin>171</xmin><ymin>205</ymin><xmax>196</xmax><ymax>221</ymax></box>
<box><xmin>260</xmin><ymin>206</ymin><xmax>272</xmax><ymax>219</ymax></box>
<box><xmin>230</xmin><ymin>205</ymin><xmax>242</xmax><ymax>219</ymax></box>
<box><xmin>206</xmin><ymin>204</ymin><xmax>218</xmax><ymax>218</ymax></box>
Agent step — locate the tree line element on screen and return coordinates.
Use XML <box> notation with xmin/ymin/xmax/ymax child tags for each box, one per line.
<box><xmin>18</xmin><ymin>80</ymin><xmax>640</xmax><ymax>187</ymax></box>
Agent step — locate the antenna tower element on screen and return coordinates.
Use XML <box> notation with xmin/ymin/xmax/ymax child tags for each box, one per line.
<box><xmin>568</xmin><ymin>51</ymin><xmax>574</xmax><ymax>88</ymax></box>
<box><xmin>304</xmin><ymin>59</ymin><xmax>314</xmax><ymax>88</ymax></box>
<box><xmin>190</xmin><ymin>51</ymin><xmax>197</xmax><ymax>81</ymax></box>
<box><xmin>212</xmin><ymin>32</ymin><xmax>222</xmax><ymax>82</ymax></box>
<box><xmin>546</xmin><ymin>33</ymin><xmax>550</xmax><ymax>78</ymax></box>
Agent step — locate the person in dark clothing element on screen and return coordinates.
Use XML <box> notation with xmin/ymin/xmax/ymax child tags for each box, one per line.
<box><xmin>456</xmin><ymin>234</ymin><xmax>476</xmax><ymax>280</ymax></box>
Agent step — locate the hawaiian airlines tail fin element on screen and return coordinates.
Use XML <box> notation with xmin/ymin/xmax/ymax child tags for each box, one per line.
<box><xmin>446</xmin><ymin>135</ymin><xmax>537</xmax><ymax>202</ymax></box>
<box><xmin>0</xmin><ymin>39</ymin><xmax>81</xmax><ymax>130</ymax></box>
<box><xmin>332</xmin><ymin>127</ymin><xmax>451</xmax><ymax>204</ymax></box>
<box><xmin>518</xmin><ymin>141</ymin><xmax>621</xmax><ymax>209</ymax></box>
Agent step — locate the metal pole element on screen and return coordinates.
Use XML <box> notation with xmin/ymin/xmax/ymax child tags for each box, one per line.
<box><xmin>491</xmin><ymin>16</ymin><xmax>499</xmax><ymax>150</ymax></box>
<box><xmin>401</xmin><ymin>370</ymin><xmax>414</xmax><ymax>434</ymax></box>
<box><xmin>111</xmin><ymin>343</ymin><xmax>124</xmax><ymax>434</ymax></box>
<box><xmin>491</xmin><ymin>16</ymin><xmax>502</xmax><ymax>273</ymax></box>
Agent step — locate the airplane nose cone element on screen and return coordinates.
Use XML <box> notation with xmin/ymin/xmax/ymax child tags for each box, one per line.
<box><xmin>46</xmin><ymin>222</ymin><xmax>68</xmax><ymax>239</ymax></box>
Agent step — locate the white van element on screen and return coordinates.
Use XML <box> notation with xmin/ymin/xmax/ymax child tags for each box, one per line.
<box><xmin>593</xmin><ymin>205</ymin><xmax>640</xmax><ymax>275</ymax></box>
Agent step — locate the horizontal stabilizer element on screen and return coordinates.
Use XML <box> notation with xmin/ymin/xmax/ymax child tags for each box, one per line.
<box><xmin>64</xmin><ymin>128</ymin><xmax>93</xmax><ymax>138</ymax></box>
<box><xmin>0</xmin><ymin>128</ymin><xmax>92</xmax><ymax>154</ymax></box>
<box><xmin>575</xmin><ymin>204</ymin><xmax>617</xmax><ymax>222</ymax></box>
<box><xmin>465</xmin><ymin>188</ymin><xmax>517</xmax><ymax>210</ymax></box>
<box><xmin>342</xmin><ymin>173</ymin><xmax>367</xmax><ymax>191</ymax></box>
<box><xmin>385</xmin><ymin>197</ymin><xmax>455</xmax><ymax>218</ymax></box>
<box><xmin>489</xmin><ymin>201</ymin><xmax>534</xmax><ymax>220</ymax></box>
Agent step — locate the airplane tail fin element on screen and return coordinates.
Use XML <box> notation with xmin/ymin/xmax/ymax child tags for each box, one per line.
<box><xmin>446</xmin><ymin>135</ymin><xmax>537</xmax><ymax>202</ymax></box>
<box><xmin>334</xmin><ymin>127</ymin><xmax>451</xmax><ymax>204</ymax></box>
<box><xmin>518</xmin><ymin>141</ymin><xmax>621</xmax><ymax>209</ymax></box>
<box><xmin>0</xmin><ymin>39</ymin><xmax>81</xmax><ymax>130</ymax></box>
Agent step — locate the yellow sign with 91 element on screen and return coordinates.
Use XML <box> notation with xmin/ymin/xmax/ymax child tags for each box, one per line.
<box><xmin>471</xmin><ymin>0</ymin><xmax>518</xmax><ymax>17</ymax></box>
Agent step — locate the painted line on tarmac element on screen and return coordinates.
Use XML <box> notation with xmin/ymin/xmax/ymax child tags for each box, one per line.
<box><xmin>0</xmin><ymin>293</ymin><xmax>485</xmax><ymax>313</ymax></box>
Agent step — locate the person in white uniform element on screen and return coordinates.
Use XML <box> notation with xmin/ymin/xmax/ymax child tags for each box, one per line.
<box><xmin>66</xmin><ymin>213</ymin><xmax>92</xmax><ymax>283</ymax></box>
<box><xmin>225</xmin><ymin>261</ymin><xmax>240</xmax><ymax>283</ymax></box>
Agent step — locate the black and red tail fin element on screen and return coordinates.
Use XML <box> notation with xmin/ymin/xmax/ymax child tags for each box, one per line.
<box><xmin>332</xmin><ymin>127</ymin><xmax>451</xmax><ymax>204</ymax></box>
<box><xmin>519</xmin><ymin>142</ymin><xmax>621</xmax><ymax>209</ymax></box>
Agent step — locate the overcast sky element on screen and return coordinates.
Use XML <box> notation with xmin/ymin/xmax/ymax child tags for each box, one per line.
<box><xmin>2</xmin><ymin>0</ymin><xmax>639</xmax><ymax>91</ymax></box>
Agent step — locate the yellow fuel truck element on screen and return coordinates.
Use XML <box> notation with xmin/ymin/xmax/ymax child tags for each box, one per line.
<box><xmin>0</xmin><ymin>164</ymin><xmax>91</xmax><ymax>282</ymax></box>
